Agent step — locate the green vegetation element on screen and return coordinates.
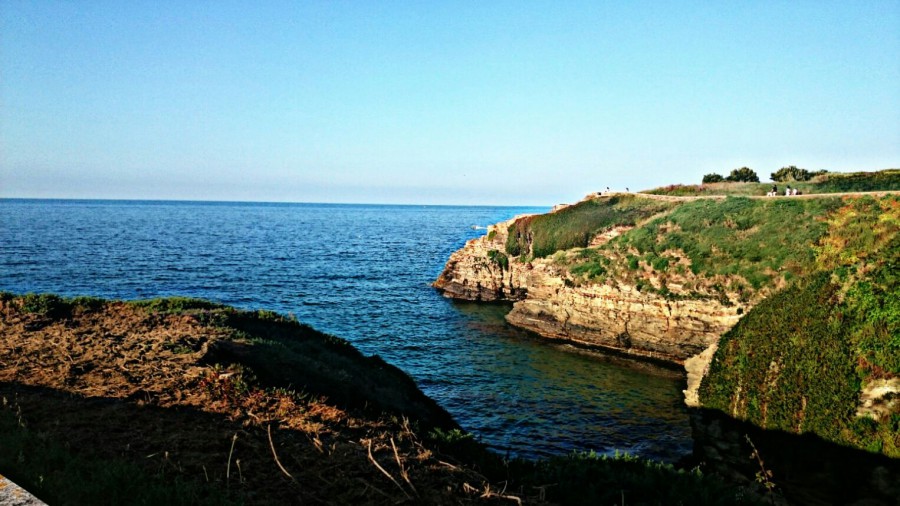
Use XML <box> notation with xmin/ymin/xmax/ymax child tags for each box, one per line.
<box><xmin>646</xmin><ymin>181</ymin><xmax>771</xmax><ymax>197</ymax></box>
<box><xmin>770</xmin><ymin>165</ymin><xmax>827</xmax><ymax>182</ymax></box>
<box><xmin>130</xmin><ymin>296</ymin><xmax>226</xmax><ymax>314</ymax></box>
<box><xmin>701</xmin><ymin>167</ymin><xmax>760</xmax><ymax>184</ymax></box>
<box><xmin>0</xmin><ymin>409</ymin><xmax>237</xmax><ymax>506</ymax></box>
<box><xmin>648</xmin><ymin>168</ymin><xmax>900</xmax><ymax>197</ymax></box>
<box><xmin>810</xmin><ymin>169</ymin><xmax>900</xmax><ymax>193</ymax></box>
<box><xmin>18</xmin><ymin>293</ymin><xmax>72</xmax><ymax>318</ymax></box>
<box><xmin>699</xmin><ymin>196</ymin><xmax>900</xmax><ymax>457</ymax></box>
<box><xmin>531</xmin><ymin>451</ymin><xmax>762</xmax><ymax>505</ymax></box>
<box><xmin>505</xmin><ymin>195</ymin><xmax>674</xmax><ymax>258</ymax></box>
<box><xmin>557</xmin><ymin>196</ymin><xmax>847</xmax><ymax>302</ymax></box>
<box><xmin>617</xmin><ymin>197</ymin><xmax>841</xmax><ymax>290</ymax></box>
<box><xmin>487</xmin><ymin>249</ymin><xmax>509</xmax><ymax>271</ymax></box>
<box><xmin>426</xmin><ymin>434</ymin><xmax>763</xmax><ymax>505</ymax></box>
<box><xmin>726</xmin><ymin>167</ymin><xmax>760</xmax><ymax>183</ymax></box>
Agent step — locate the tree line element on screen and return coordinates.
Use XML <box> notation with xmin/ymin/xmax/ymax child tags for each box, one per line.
<box><xmin>702</xmin><ymin>166</ymin><xmax>829</xmax><ymax>184</ymax></box>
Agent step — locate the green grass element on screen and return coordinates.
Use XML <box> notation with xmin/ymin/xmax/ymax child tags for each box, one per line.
<box><xmin>129</xmin><ymin>297</ymin><xmax>226</xmax><ymax>314</ymax></box>
<box><xmin>0</xmin><ymin>409</ymin><xmax>238</xmax><ymax>506</ymax></box>
<box><xmin>530</xmin><ymin>451</ymin><xmax>763</xmax><ymax>505</ymax></box>
<box><xmin>810</xmin><ymin>169</ymin><xmax>900</xmax><ymax>193</ymax></box>
<box><xmin>427</xmin><ymin>430</ymin><xmax>764</xmax><ymax>505</ymax></box>
<box><xmin>487</xmin><ymin>249</ymin><xmax>509</xmax><ymax>271</ymax></box>
<box><xmin>698</xmin><ymin>197</ymin><xmax>900</xmax><ymax>457</ymax></box>
<box><xmin>505</xmin><ymin>195</ymin><xmax>675</xmax><ymax>258</ymax></box>
<box><xmin>644</xmin><ymin>168</ymin><xmax>900</xmax><ymax>196</ymax></box>
<box><xmin>560</xmin><ymin>196</ymin><xmax>847</xmax><ymax>300</ymax></box>
<box><xmin>619</xmin><ymin>197</ymin><xmax>841</xmax><ymax>289</ymax></box>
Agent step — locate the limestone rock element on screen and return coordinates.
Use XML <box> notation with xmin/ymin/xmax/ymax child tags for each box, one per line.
<box><xmin>434</xmin><ymin>214</ymin><xmax>744</xmax><ymax>370</ymax></box>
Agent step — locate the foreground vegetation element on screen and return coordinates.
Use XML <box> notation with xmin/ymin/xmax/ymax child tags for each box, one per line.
<box><xmin>1</xmin><ymin>293</ymin><xmax>761</xmax><ymax>505</ymax></box>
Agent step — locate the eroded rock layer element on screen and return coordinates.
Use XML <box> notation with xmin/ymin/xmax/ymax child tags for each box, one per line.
<box><xmin>433</xmin><ymin>212</ymin><xmax>741</xmax><ymax>365</ymax></box>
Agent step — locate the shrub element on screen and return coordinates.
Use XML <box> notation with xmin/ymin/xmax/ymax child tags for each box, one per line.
<box><xmin>703</xmin><ymin>173</ymin><xmax>725</xmax><ymax>183</ymax></box>
<box><xmin>770</xmin><ymin>165</ymin><xmax>814</xmax><ymax>182</ymax></box>
<box><xmin>487</xmin><ymin>249</ymin><xmax>509</xmax><ymax>271</ymax></box>
<box><xmin>19</xmin><ymin>293</ymin><xmax>71</xmax><ymax>318</ymax></box>
<box><xmin>726</xmin><ymin>167</ymin><xmax>760</xmax><ymax>183</ymax></box>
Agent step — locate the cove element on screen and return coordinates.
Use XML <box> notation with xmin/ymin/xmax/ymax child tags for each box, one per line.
<box><xmin>0</xmin><ymin>199</ymin><xmax>693</xmax><ymax>461</ymax></box>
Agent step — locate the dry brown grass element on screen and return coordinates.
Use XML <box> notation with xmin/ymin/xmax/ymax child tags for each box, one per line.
<box><xmin>0</xmin><ymin>297</ymin><xmax>539</xmax><ymax>505</ymax></box>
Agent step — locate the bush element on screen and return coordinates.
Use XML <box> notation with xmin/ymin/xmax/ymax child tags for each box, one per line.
<box><xmin>487</xmin><ymin>249</ymin><xmax>509</xmax><ymax>271</ymax></box>
<box><xmin>726</xmin><ymin>167</ymin><xmax>760</xmax><ymax>183</ymax></box>
<box><xmin>703</xmin><ymin>173</ymin><xmax>725</xmax><ymax>183</ymax></box>
<box><xmin>19</xmin><ymin>293</ymin><xmax>72</xmax><ymax>318</ymax></box>
<box><xmin>771</xmin><ymin>165</ymin><xmax>814</xmax><ymax>182</ymax></box>
<box><xmin>700</xmin><ymin>253</ymin><xmax>900</xmax><ymax>457</ymax></box>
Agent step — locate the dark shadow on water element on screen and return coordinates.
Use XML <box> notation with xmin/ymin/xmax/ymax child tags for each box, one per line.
<box><xmin>690</xmin><ymin>408</ymin><xmax>900</xmax><ymax>506</ymax></box>
<box><xmin>446</xmin><ymin>298</ymin><xmax>692</xmax><ymax>462</ymax></box>
<box><xmin>449</xmin><ymin>299</ymin><xmax>683</xmax><ymax>379</ymax></box>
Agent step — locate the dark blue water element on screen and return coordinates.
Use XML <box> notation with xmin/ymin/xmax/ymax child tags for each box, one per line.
<box><xmin>0</xmin><ymin>199</ymin><xmax>692</xmax><ymax>461</ymax></box>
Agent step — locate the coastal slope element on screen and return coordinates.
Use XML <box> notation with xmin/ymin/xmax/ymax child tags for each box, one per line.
<box><xmin>435</xmin><ymin>170</ymin><xmax>900</xmax><ymax>458</ymax></box>
<box><xmin>1</xmin><ymin>294</ymin><xmax>762</xmax><ymax>505</ymax></box>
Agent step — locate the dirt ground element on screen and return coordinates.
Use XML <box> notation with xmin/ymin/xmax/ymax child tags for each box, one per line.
<box><xmin>0</xmin><ymin>298</ymin><xmax>534</xmax><ymax>505</ymax></box>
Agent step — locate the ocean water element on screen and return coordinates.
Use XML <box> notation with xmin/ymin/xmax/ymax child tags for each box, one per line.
<box><xmin>0</xmin><ymin>199</ymin><xmax>692</xmax><ymax>461</ymax></box>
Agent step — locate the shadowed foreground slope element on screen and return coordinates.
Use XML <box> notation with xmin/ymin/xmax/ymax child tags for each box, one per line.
<box><xmin>0</xmin><ymin>294</ymin><xmax>760</xmax><ymax>505</ymax></box>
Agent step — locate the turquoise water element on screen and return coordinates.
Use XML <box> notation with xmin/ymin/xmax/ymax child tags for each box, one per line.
<box><xmin>0</xmin><ymin>199</ymin><xmax>692</xmax><ymax>461</ymax></box>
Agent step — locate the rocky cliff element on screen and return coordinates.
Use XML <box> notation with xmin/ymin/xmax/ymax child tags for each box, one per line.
<box><xmin>435</xmin><ymin>188</ymin><xmax>900</xmax><ymax>458</ymax></box>
<box><xmin>434</xmin><ymin>195</ymin><xmax>743</xmax><ymax>367</ymax></box>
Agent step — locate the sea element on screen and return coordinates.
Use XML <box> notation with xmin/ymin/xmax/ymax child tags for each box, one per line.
<box><xmin>0</xmin><ymin>199</ymin><xmax>693</xmax><ymax>462</ymax></box>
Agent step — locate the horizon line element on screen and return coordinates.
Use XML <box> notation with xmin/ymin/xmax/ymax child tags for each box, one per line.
<box><xmin>0</xmin><ymin>196</ymin><xmax>554</xmax><ymax>209</ymax></box>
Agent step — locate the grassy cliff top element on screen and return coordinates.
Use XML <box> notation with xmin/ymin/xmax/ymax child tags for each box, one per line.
<box><xmin>643</xmin><ymin>168</ymin><xmax>900</xmax><ymax>197</ymax></box>
<box><xmin>0</xmin><ymin>294</ymin><xmax>761</xmax><ymax>505</ymax></box>
<box><xmin>502</xmin><ymin>169</ymin><xmax>899</xmax><ymax>306</ymax></box>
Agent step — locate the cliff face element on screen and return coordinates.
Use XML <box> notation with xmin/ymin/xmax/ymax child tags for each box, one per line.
<box><xmin>433</xmin><ymin>217</ymin><xmax>530</xmax><ymax>302</ymax></box>
<box><xmin>435</xmin><ymin>191</ymin><xmax>900</xmax><ymax>458</ymax></box>
<box><xmin>433</xmin><ymin>208</ymin><xmax>741</xmax><ymax>365</ymax></box>
<box><xmin>504</xmin><ymin>280</ymin><xmax>738</xmax><ymax>364</ymax></box>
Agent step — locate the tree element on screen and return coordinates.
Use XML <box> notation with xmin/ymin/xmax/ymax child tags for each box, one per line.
<box><xmin>725</xmin><ymin>167</ymin><xmax>760</xmax><ymax>183</ymax></box>
<box><xmin>702</xmin><ymin>173</ymin><xmax>725</xmax><ymax>183</ymax></box>
<box><xmin>771</xmin><ymin>166</ymin><xmax>828</xmax><ymax>182</ymax></box>
<box><xmin>771</xmin><ymin>166</ymin><xmax>810</xmax><ymax>182</ymax></box>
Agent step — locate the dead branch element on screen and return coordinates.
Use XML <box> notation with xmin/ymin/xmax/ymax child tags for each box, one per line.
<box><xmin>390</xmin><ymin>437</ymin><xmax>418</xmax><ymax>497</ymax></box>
<box><xmin>268</xmin><ymin>424</ymin><xmax>296</xmax><ymax>481</ymax></box>
<box><xmin>366</xmin><ymin>439</ymin><xmax>412</xmax><ymax>499</ymax></box>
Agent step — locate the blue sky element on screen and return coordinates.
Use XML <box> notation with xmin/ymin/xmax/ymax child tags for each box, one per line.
<box><xmin>2</xmin><ymin>1</ymin><xmax>898</xmax><ymax>205</ymax></box>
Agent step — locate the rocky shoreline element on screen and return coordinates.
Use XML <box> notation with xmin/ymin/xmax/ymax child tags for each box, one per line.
<box><xmin>432</xmin><ymin>198</ymin><xmax>742</xmax><ymax>404</ymax></box>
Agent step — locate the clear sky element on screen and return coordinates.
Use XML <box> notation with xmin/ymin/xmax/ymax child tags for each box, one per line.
<box><xmin>2</xmin><ymin>1</ymin><xmax>898</xmax><ymax>206</ymax></box>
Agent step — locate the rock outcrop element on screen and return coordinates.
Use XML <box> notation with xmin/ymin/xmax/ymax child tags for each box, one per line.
<box><xmin>433</xmin><ymin>217</ymin><xmax>531</xmax><ymax>302</ymax></box>
<box><xmin>433</xmin><ymin>210</ymin><xmax>742</xmax><ymax>366</ymax></box>
<box><xmin>504</xmin><ymin>280</ymin><xmax>739</xmax><ymax>364</ymax></box>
